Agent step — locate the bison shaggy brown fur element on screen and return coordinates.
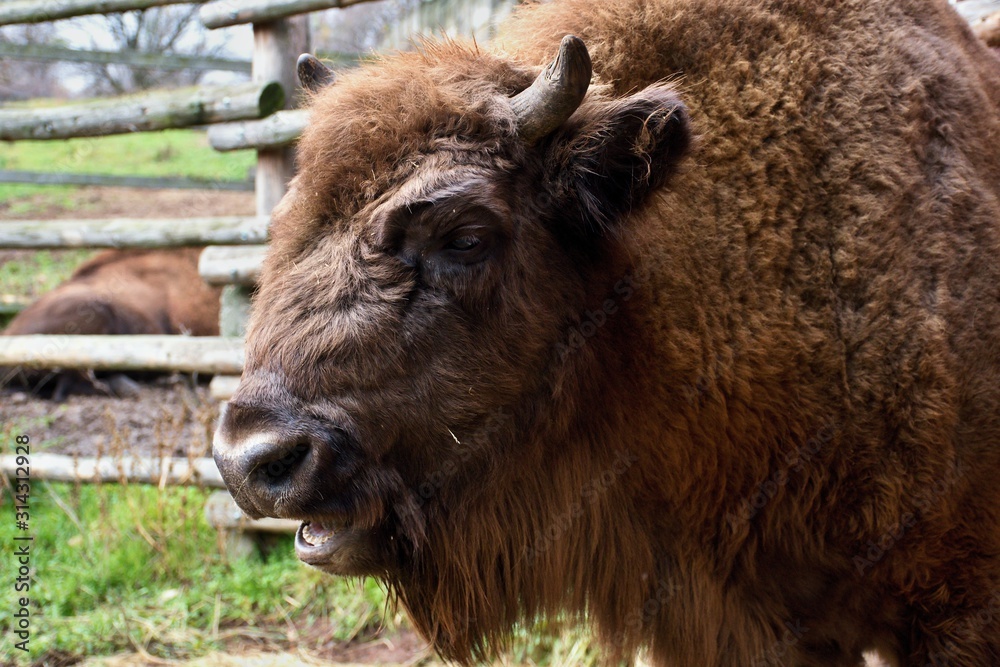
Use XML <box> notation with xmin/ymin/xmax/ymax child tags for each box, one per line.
<box><xmin>2</xmin><ymin>248</ymin><xmax>219</xmax><ymax>398</ymax></box>
<box><xmin>213</xmin><ymin>0</ymin><xmax>1000</xmax><ymax>664</ymax></box>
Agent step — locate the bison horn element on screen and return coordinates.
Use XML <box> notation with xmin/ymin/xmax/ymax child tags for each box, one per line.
<box><xmin>510</xmin><ymin>35</ymin><xmax>592</xmax><ymax>144</ymax></box>
<box><xmin>297</xmin><ymin>53</ymin><xmax>336</xmax><ymax>92</ymax></box>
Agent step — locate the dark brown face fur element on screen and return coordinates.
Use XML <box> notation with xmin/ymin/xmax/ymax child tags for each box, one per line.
<box><xmin>215</xmin><ymin>39</ymin><xmax>689</xmax><ymax>657</ymax></box>
<box><xmin>215</xmin><ymin>51</ymin><xmax>690</xmax><ymax>531</ymax></box>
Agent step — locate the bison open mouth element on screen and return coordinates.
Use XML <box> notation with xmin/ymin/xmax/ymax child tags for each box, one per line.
<box><xmin>295</xmin><ymin>518</ymin><xmax>348</xmax><ymax>562</ymax></box>
<box><xmin>294</xmin><ymin>517</ymin><xmax>389</xmax><ymax>575</ymax></box>
<box><xmin>300</xmin><ymin>519</ymin><xmax>341</xmax><ymax>546</ymax></box>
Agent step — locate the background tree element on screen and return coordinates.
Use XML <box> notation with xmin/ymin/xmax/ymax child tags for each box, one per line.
<box><xmin>81</xmin><ymin>5</ymin><xmax>234</xmax><ymax>94</ymax></box>
<box><xmin>310</xmin><ymin>0</ymin><xmax>517</xmax><ymax>64</ymax></box>
<box><xmin>0</xmin><ymin>24</ymin><xmax>66</xmax><ymax>101</ymax></box>
<box><xmin>312</xmin><ymin>0</ymin><xmax>416</xmax><ymax>61</ymax></box>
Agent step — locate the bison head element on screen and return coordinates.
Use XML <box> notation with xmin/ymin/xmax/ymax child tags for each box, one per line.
<box><xmin>214</xmin><ymin>36</ymin><xmax>690</xmax><ymax>659</ymax></box>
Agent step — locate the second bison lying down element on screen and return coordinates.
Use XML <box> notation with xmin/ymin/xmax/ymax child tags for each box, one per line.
<box><xmin>2</xmin><ymin>248</ymin><xmax>219</xmax><ymax>398</ymax></box>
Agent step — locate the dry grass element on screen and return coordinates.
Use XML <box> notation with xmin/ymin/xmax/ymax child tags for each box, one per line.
<box><xmin>81</xmin><ymin>649</ymin><xmax>443</xmax><ymax>667</ymax></box>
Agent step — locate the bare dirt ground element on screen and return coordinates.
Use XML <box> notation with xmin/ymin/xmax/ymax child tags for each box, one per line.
<box><xmin>3</xmin><ymin>378</ymin><xmax>217</xmax><ymax>458</ymax></box>
<box><xmin>0</xmin><ymin>186</ymin><xmax>257</xmax><ymax>293</ymax></box>
<box><xmin>1</xmin><ymin>186</ymin><xmax>249</xmax><ymax>459</ymax></box>
<box><xmin>0</xmin><ymin>186</ymin><xmax>256</xmax><ymax>221</ymax></box>
<box><xmin>1</xmin><ymin>188</ymin><xmax>434</xmax><ymax>667</ymax></box>
<box><xmin>81</xmin><ymin>628</ymin><xmax>440</xmax><ymax>667</ymax></box>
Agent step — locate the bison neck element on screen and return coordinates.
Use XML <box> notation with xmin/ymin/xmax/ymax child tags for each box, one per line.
<box><xmin>389</xmin><ymin>256</ymin><xmax>835</xmax><ymax>663</ymax></box>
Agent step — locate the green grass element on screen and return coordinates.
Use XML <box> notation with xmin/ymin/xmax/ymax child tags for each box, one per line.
<box><xmin>0</xmin><ymin>477</ymin><xmax>605</xmax><ymax>666</ymax></box>
<box><xmin>0</xmin><ymin>481</ymin><xmax>393</xmax><ymax>664</ymax></box>
<box><xmin>0</xmin><ymin>249</ymin><xmax>94</xmax><ymax>300</ymax></box>
<box><xmin>0</xmin><ymin>417</ymin><xmax>61</xmax><ymax>453</ymax></box>
<box><xmin>0</xmin><ymin>130</ymin><xmax>255</xmax><ymax>211</ymax></box>
<box><xmin>0</xmin><ymin>249</ymin><xmax>93</xmax><ymax>328</ymax></box>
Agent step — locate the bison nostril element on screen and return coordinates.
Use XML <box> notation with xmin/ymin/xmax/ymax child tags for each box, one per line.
<box><xmin>242</xmin><ymin>439</ymin><xmax>311</xmax><ymax>486</ymax></box>
<box><xmin>259</xmin><ymin>442</ymin><xmax>310</xmax><ymax>481</ymax></box>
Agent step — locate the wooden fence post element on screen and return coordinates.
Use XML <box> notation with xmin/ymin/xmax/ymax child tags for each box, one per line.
<box><xmin>214</xmin><ymin>15</ymin><xmax>309</xmax><ymax>398</ymax></box>
<box><xmin>254</xmin><ymin>15</ymin><xmax>309</xmax><ymax>214</ymax></box>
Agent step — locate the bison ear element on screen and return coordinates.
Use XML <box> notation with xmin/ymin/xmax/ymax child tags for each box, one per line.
<box><xmin>297</xmin><ymin>53</ymin><xmax>336</xmax><ymax>92</ymax></box>
<box><xmin>545</xmin><ymin>85</ymin><xmax>691</xmax><ymax>235</ymax></box>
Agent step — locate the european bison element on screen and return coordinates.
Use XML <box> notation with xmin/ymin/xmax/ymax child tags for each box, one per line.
<box><xmin>213</xmin><ymin>0</ymin><xmax>1000</xmax><ymax>663</ymax></box>
<box><xmin>2</xmin><ymin>248</ymin><xmax>219</xmax><ymax>398</ymax></box>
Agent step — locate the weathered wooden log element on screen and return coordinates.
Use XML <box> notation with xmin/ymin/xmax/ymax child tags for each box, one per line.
<box><xmin>200</xmin><ymin>0</ymin><xmax>374</xmax><ymax>29</ymax></box>
<box><xmin>198</xmin><ymin>245</ymin><xmax>267</xmax><ymax>286</ymax></box>
<box><xmin>0</xmin><ymin>170</ymin><xmax>253</xmax><ymax>192</ymax></box>
<box><xmin>207</xmin><ymin>109</ymin><xmax>309</xmax><ymax>152</ymax></box>
<box><xmin>209</xmin><ymin>375</ymin><xmax>242</xmax><ymax>401</ymax></box>
<box><xmin>219</xmin><ymin>286</ymin><xmax>252</xmax><ymax>339</ymax></box>
<box><xmin>954</xmin><ymin>0</ymin><xmax>1000</xmax><ymax>24</ymax></box>
<box><xmin>972</xmin><ymin>10</ymin><xmax>1000</xmax><ymax>47</ymax></box>
<box><xmin>252</xmin><ymin>17</ymin><xmax>307</xmax><ymax>215</ymax></box>
<box><xmin>0</xmin><ymin>42</ymin><xmax>250</xmax><ymax>72</ymax></box>
<box><xmin>0</xmin><ymin>0</ymin><xmax>202</xmax><ymax>26</ymax></box>
<box><xmin>0</xmin><ymin>216</ymin><xmax>268</xmax><ymax>249</ymax></box>
<box><xmin>0</xmin><ymin>335</ymin><xmax>244</xmax><ymax>374</ymax></box>
<box><xmin>202</xmin><ymin>18</ymin><xmax>306</xmax><ymax>360</ymax></box>
<box><xmin>204</xmin><ymin>490</ymin><xmax>299</xmax><ymax>533</ymax></box>
<box><xmin>0</xmin><ymin>81</ymin><xmax>284</xmax><ymax>141</ymax></box>
<box><xmin>0</xmin><ymin>453</ymin><xmax>225</xmax><ymax>488</ymax></box>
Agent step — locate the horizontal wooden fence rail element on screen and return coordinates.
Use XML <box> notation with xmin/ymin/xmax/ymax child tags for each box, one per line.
<box><xmin>0</xmin><ymin>42</ymin><xmax>251</xmax><ymax>73</ymax></box>
<box><xmin>0</xmin><ymin>335</ymin><xmax>244</xmax><ymax>374</ymax></box>
<box><xmin>199</xmin><ymin>245</ymin><xmax>268</xmax><ymax>286</ymax></box>
<box><xmin>0</xmin><ymin>216</ymin><xmax>268</xmax><ymax>248</ymax></box>
<box><xmin>0</xmin><ymin>0</ymin><xmax>208</xmax><ymax>26</ymax></box>
<box><xmin>0</xmin><ymin>453</ymin><xmax>225</xmax><ymax>488</ymax></box>
<box><xmin>971</xmin><ymin>9</ymin><xmax>1000</xmax><ymax>45</ymax></box>
<box><xmin>208</xmin><ymin>375</ymin><xmax>242</xmax><ymax>401</ymax></box>
<box><xmin>200</xmin><ymin>0</ymin><xmax>375</xmax><ymax>29</ymax></box>
<box><xmin>208</xmin><ymin>109</ymin><xmax>308</xmax><ymax>152</ymax></box>
<box><xmin>0</xmin><ymin>81</ymin><xmax>283</xmax><ymax>141</ymax></box>
<box><xmin>954</xmin><ymin>0</ymin><xmax>1000</xmax><ymax>23</ymax></box>
<box><xmin>0</xmin><ymin>456</ymin><xmax>300</xmax><ymax>536</ymax></box>
<box><xmin>205</xmin><ymin>491</ymin><xmax>299</xmax><ymax>532</ymax></box>
<box><xmin>0</xmin><ymin>170</ymin><xmax>254</xmax><ymax>192</ymax></box>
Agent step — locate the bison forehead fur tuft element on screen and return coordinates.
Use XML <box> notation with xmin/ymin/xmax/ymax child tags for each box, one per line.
<box><xmin>272</xmin><ymin>45</ymin><xmax>533</xmax><ymax>247</ymax></box>
<box><xmin>215</xmin><ymin>0</ymin><xmax>1000</xmax><ymax>665</ymax></box>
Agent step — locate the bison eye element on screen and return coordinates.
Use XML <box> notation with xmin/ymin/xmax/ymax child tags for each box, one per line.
<box><xmin>435</xmin><ymin>230</ymin><xmax>494</xmax><ymax>266</ymax></box>
<box><xmin>445</xmin><ymin>235</ymin><xmax>481</xmax><ymax>252</ymax></box>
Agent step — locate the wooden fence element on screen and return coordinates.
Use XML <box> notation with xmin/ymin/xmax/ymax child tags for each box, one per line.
<box><xmin>0</xmin><ymin>0</ymin><xmax>382</xmax><ymax>538</ymax></box>
<box><xmin>0</xmin><ymin>170</ymin><xmax>254</xmax><ymax>191</ymax></box>
<box><xmin>958</xmin><ymin>0</ymin><xmax>1000</xmax><ymax>44</ymax></box>
<box><xmin>0</xmin><ymin>42</ymin><xmax>251</xmax><ymax>72</ymax></box>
